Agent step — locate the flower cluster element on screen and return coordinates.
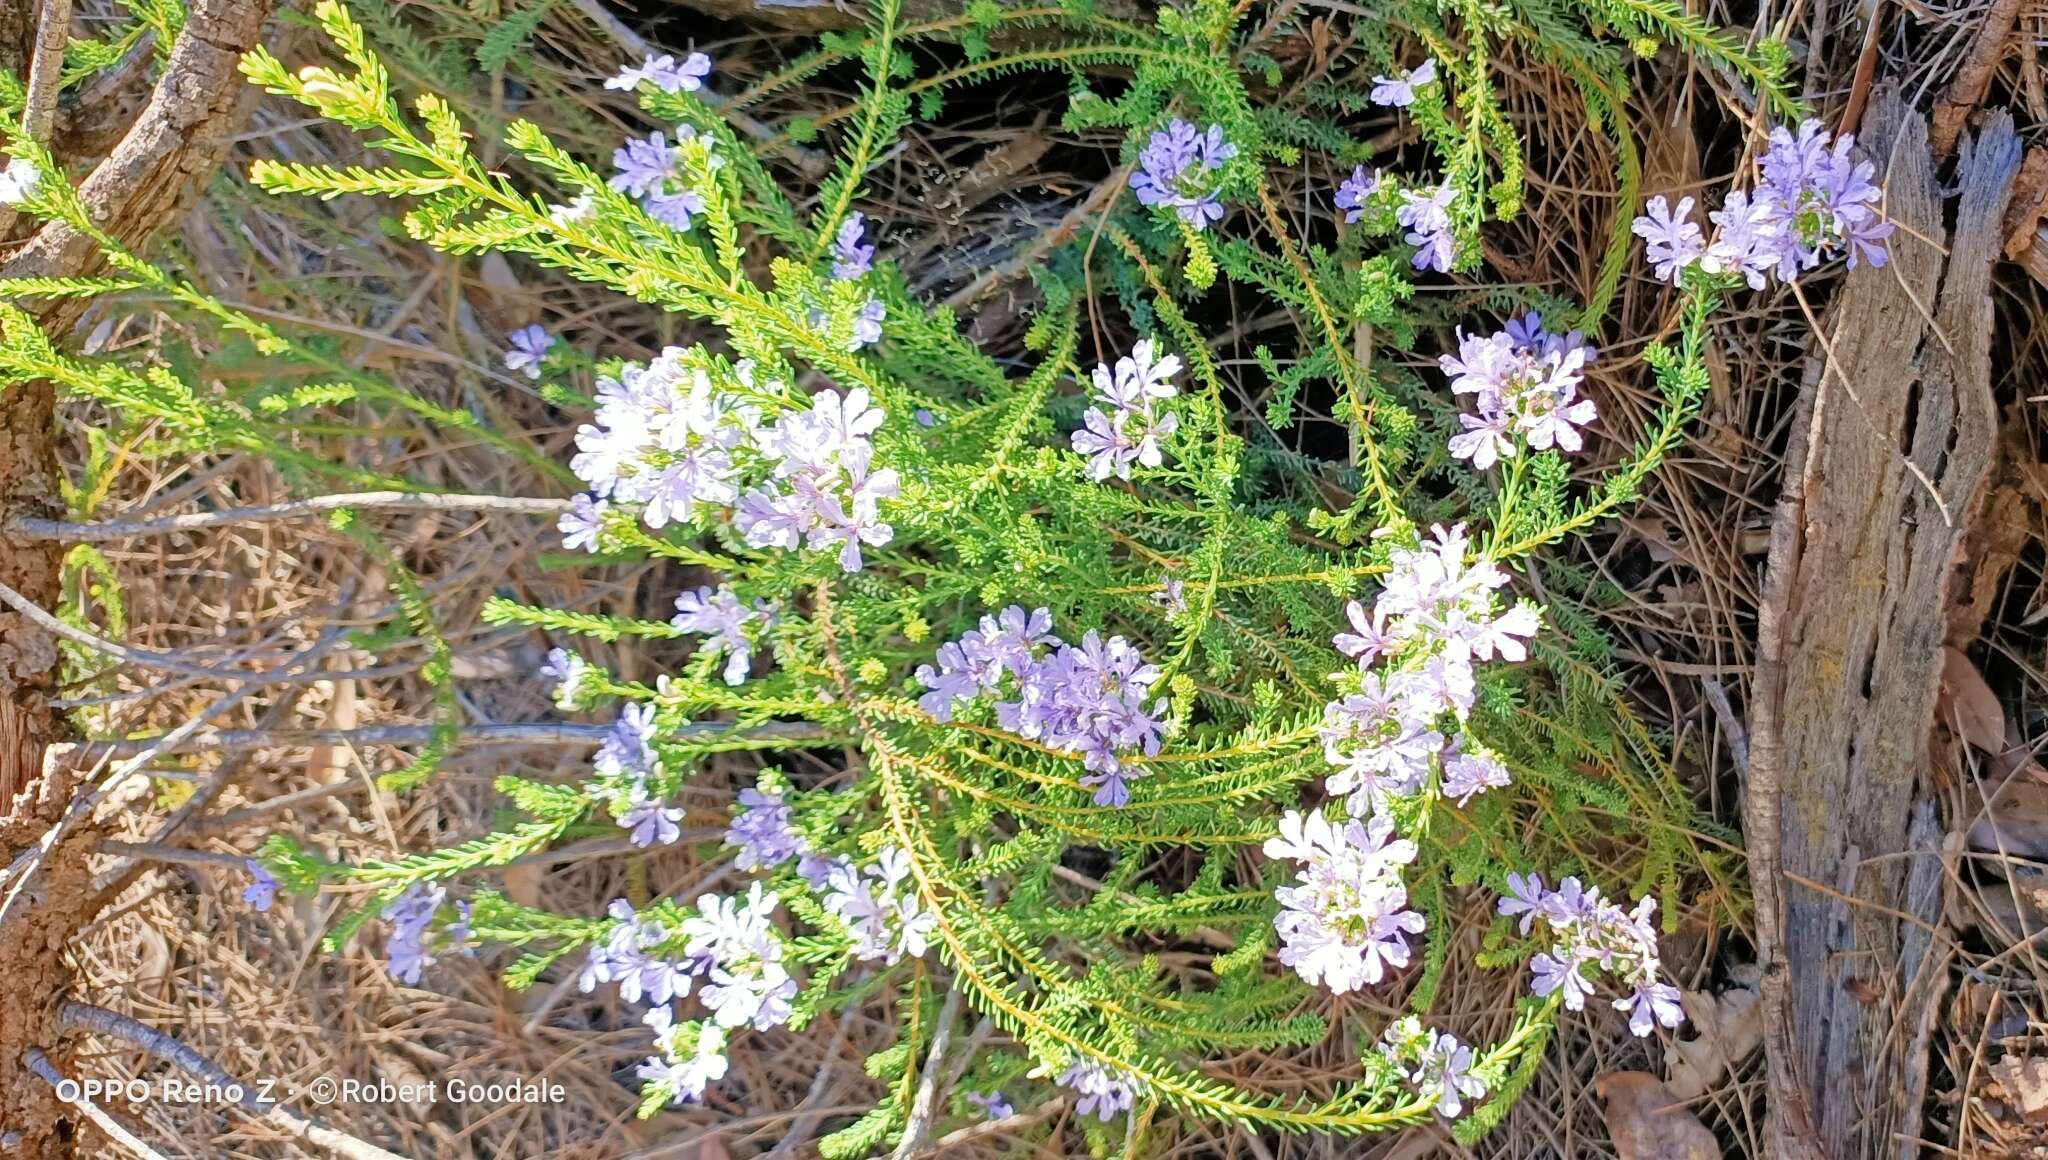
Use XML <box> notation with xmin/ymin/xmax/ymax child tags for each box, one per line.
<box><xmin>610</xmin><ymin>127</ymin><xmax>712</xmax><ymax>232</ymax></box>
<box><xmin>1129</xmin><ymin>119</ymin><xmax>1236</xmax><ymax>230</ymax></box>
<box><xmin>1057</xmin><ymin>1059</ymin><xmax>1144</xmax><ymax>1121</ymax></box>
<box><xmin>565</xmin><ymin>348</ymin><xmax>898</xmax><ymax>573</ymax></box>
<box><xmin>1319</xmin><ymin>524</ymin><xmax>1533</xmax><ymax>812</ymax></box>
<box><xmin>381</xmin><ymin>883</ymin><xmax>468</xmax><ymax>984</ymax></box>
<box><xmin>1377</xmin><ymin>1018</ymin><xmax>1488</xmax><ymax>1118</ymax></box>
<box><xmin>1264</xmin><ymin>810</ymin><xmax>1426</xmax><ymax>993</ymax></box>
<box><xmin>1440</xmin><ymin>312</ymin><xmax>1599</xmax><ymax>470</ymax></box>
<box><xmin>915</xmin><ymin>606</ymin><xmax>1169</xmax><ymax>806</ymax></box>
<box><xmin>1633</xmin><ymin>118</ymin><xmax>1892</xmax><ymax>288</ymax></box>
<box><xmin>821</xmin><ymin>847</ymin><xmax>939</xmax><ymax>964</ymax></box>
<box><xmin>585</xmin><ymin>703</ymin><xmax>688</xmax><ymax>848</ymax></box>
<box><xmin>1498</xmin><ymin>872</ymin><xmax>1684</xmax><ymax>1036</ymax></box>
<box><xmin>582</xmin><ymin>885</ymin><xmax>798</xmax><ymax>1105</ymax></box>
<box><xmin>1070</xmin><ymin>340</ymin><xmax>1181</xmax><ymax>481</ymax></box>
<box><xmin>1397</xmin><ymin>182</ymin><xmax>1458</xmax><ymax>273</ymax></box>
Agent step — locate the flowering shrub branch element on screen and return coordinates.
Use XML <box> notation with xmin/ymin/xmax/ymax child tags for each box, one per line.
<box><xmin>0</xmin><ymin>0</ymin><xmax>1886</xmax><ymax>1152</ymax></box>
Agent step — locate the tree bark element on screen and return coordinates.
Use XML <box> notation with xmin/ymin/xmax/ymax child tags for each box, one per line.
<box><xmin>0</xmin><ymin>0</ymin><xmax>274</xmax><ymax>1153</ymax></box>
<box><xmin>1749</xmin><ymin>90</ymin><xmax>2022</xmax><ymax>1158</ymax></box>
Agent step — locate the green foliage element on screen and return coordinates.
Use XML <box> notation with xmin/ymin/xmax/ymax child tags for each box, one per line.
<box><xmin>0</xmin><ymin>0</ymin><xmax>1787</xmax><ymax>1151</ymax></box>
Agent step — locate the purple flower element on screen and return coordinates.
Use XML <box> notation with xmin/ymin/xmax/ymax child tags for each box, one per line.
<box><xmin>1498</xmin><ymin>871</ymin><xmax>1548</xmax><ymax>936</ymax></box>
<box><xmin>596</xmin><ymin>702</ymin><xmax>661</xmax><ymax>780</ymax></box>
<box><xmin>558</xmin><ymin>493</ymin><xmax>607</xmax><ymax>552</ymax></box>
<box><xmin>1129</xmin><ymin>119</ymin><xmax>1235</xmax><ymax>231</ymax></box>
<box><xmin>965</xmin><ymin>1090</ymin><xmax>1014</xmax><ymax>1120</ymax></box>
<box><xmin>611</xmin><ymin>131</ymin><xmax>681</xmax><ymax>197</ymax></box>
<box><xmin>242</xmin><ymin>860</ymin><xmax>279</xmax><ymax>912</ymax></box>
<box><xmin>382</xmin><ymin>883</ymin><xmax>448</xmax><ymax>985</ymax></box>
<box><xmin>1632</xmin><ymin>195</ymin><xmax>1705</xmax><ymax>283</ymax></box>
<box><xmin>727</xmin><ymin>786</ymin><xmax>807</xmax><ymax>871</ymax></box>
<box><xmin>1440</xmin><ymin>737</ymin><xmax>1511</xmax><ymax>805</ymax></box>
<box><xmin>503</xmin><ymin>324</ymin><xmax>555</xmax><ymax>379</ymax></box>
<box><xmin>1335</xmin><ymin>165</ymin><xmax>1380</xmax><ymax>223</ymax></box>
<box><xmin>850</xmin><ymin>297</ymin><xmax>885</xmax><ymax>349</ymax></box>
<box><xmin>1370</xmin><ymin>57</ymin><xmax>1437</xmax><ymax>107</ymax></box>
<box><xmin>1754</xmin><ymin>119</ymin><xmax>1893</xmax><ymax>276</ymax></box>
<box><xmin>672</xmin><ymin>585</ymin><xmax>769</xmax><ymax>685</ymax></box>
<box><xmin>1397</xmin><ymin>183</ymin><xmax>1458</xmax><ymax>272</ymax></box>
<box><xmin>1264</xmin><ymin>810</ymin><xmax>1426</xmax><ymax>993</ymax></box>
<box><xmin>606</xmin><ymin>52</ymin><xmax>712</xmax><ymax>94</ymax></box>
<box><xmin>1058</xmin><ymin>1060</ymin><xmax>1141</xmax><ymax>1121</ymax></box>
<box><xmin>621</xmin><ymin>792</ymin><xmax>685</xmax><ymax>847</ymax></box>
<box><xmin>831</xmin><ymin>212</ymin><xmax>876</xmax><ymax>279</ymax></box>
<box><xmin>1333</xmin><ymin>599</ymin><xmax>1397</xmax><ymax>667</ymax></box>
<box><xmin>1618</xmin><ymin>982</ymin><xmax>1686</xmax><ymax>1037</ymax></box>
<box><xmin>645</xmin><ymin>189</ymin><xmax>707</xmax><ymax>232</ymax></box>
<box><xmin>1072</xmin><ymin>339</ymin><xmax>1181</xmax><ymax>480</ymax></box>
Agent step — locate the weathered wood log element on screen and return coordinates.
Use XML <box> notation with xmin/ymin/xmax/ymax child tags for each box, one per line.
<box><xmin>1749</xmin><ymin>91</ymin><xmax>2022</xmax><ymax>1158</ymax></box>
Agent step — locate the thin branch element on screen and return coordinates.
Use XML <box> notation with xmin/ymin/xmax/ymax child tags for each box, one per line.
<box><xmin>10</xmin><ymin>491</ymin><xmax>572</xmax><ymax>542</ymax></box>
<box><xmin>23</xmin><ymin>1048</ymin><xmax>168</xmax><ymax>1160</ymax></box>
<box><xmin>73</xmin><ymin>719</ymin><xmax>840</xmax><ymax>758</ymax></box>
<box><xmin>55</xmin><ymin>1002</ymin><xmax>410</xmax><ymax>1160</ymax></box>
<box><xmin>20</xmin><ymin>0</ymin><xmax>72</xmax><ymax>146</ymax></box>
<box><xmin>892</xmin><ymin>985</ymin><xmax>964</xmax><ymax>1159</ymax></box>
<box><xmin>0</xmin><ymin>577</ymin><xmax>288</xmax><ymax>678</ymax></box>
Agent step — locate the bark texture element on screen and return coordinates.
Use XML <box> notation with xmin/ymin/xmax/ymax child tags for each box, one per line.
<box><xmin>1750</xmin><ymin>91</ymin><xmax>2022</xmax><ymax>1158</ymax></box>
<box><xmin>0</xmin><ymin>0</ymin><xmax>274</xmax><ymax>1153</ymax></box>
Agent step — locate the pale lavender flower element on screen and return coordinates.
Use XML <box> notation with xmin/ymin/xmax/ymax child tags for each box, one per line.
<box><xmin>1619</xmin><ymin>981</ymin><xmax>1686</xmax><ymax>1037</ymax></box>
<box><xmin>382</xmin><ymin>883</ymin><xmax>447</xmax><ymax>985</ymax></box>
<box><xmin>1058</xmin><ymin>1060</ymin><xmax>1141</xmax><ymax>1122</ymax></box>
<box><xmin>727</xmin><ymin>786</ymin><xmax>807</xmax><ymax>871</ymax></box>
<box><xmin>646</xmin><ymin>189</ymin><xmax>707</xmax><ymax>232</ymax></box>
<box><xmin>595</xmin><ymin>702</ymin><xmax>661</xmax><ymax>780</ymax></box>
<box><xmin>503</xmin><ymin>324</ymin><xmax>555</xmax><ymax>379</ymax></box>
<box><xmin>1335</xmin><ymin>165</ymin><xmax>1380</xmax><ymax>223</ymax></box>
<box><xmin>1408</xmin><ymin>1029</ymin><xmax>1486</xmax><ymax>1117</ymax></box>
<box><xmin>1129</xmin><ymin>119</ymin><xmax>1235</xmax><ymax>231</ymax></box>
<box><xmin>607</xmin><ymin>52</ymin><xmax>712</xmax><ymax>94</ymax></box>
<box><xmin>832</xmin><ymin>212</ymin><xmax>876</xmax><ymax>279</ymax></box>
<box><xmin>965</xmin><ymin>1090</ymin><xmax>1014</xmax><ymax>1119</ymax></box>
<box><xmin>1073</xmin><ymin>339</ymin><xmax>1181</xmax><ymax>480</ymax></box>
<box><xmin>611</xmin><ymin>131</ymin><xmax>681</xmax><ymax>197</ymax></box>
<box><xmin>672</xmin><ymin>585</ymin><xmax>768</xmax><ymax>685</ymax></box>
<box><xmin>1440</xmin><ymin>737</ymin><xmax>1511</xmax><ymax>805</ymax></box>
<box><xmin>1704</xmin><ymin>189</ymin><xmax>1781</xmax><ymax>290</ymax></box>
<box><xmin>1505</xmin><ymin>875</ymin><xmax>1685</xmax><ymax>1036</ymax></box>
<box><xmin>638</xmin><ymin>1010</ymin><xmax>729</xmax><ymax>1104</ymax></box>
<box><xmin>1632</xmin><ymin>195</ymin><xmax>1705</xmax><ymax>283</ymax></box>
<box><xmin>1319</xmin><ymin>672</ymin><xmax>1444</xmax><ymax>811</ymax></box>
<box><xmin>822</xmin><ymin>848</ymin><xmax>936</xmax><ymax>964</ymax></box>
<box><xmin>850</xmin><ymin>297</ymin><xmax>885</xmax><ymax>350</ymax></box>
<box><xmin>1371</xmin><ymin>57</ymin><xmax>1437</xmax><ymax>107</ymax></box>
<box><xmin>242</xmin><ymin>860</ymin><xmax>278</xmax><ymax>912</ymax></box>
<box><xmin>621</xmin><ymin>792</ymin><xmax>686</xmax><ymax>847</ymax></box>
<box><xmin>1754</xmin><ymin>118</ymin><xmax>1893</xmax><ymax>276</ymax></box>
<box><xmin>558</xmin><ymin>493</ymin><xmax>607</xmax><ymax>552</ymax></box>
<box><xmin>1265</xmin><ymin>809</ymin><xmax>1426</xmax><ymax>993</ymax></box>
<box><xmin>1333</xmin><ymin>599</ymin><xmax>1398</xmax><ymax>667</ymax></box>
<box><xmin>1398</xmin><ymin>183</ymin><xmax>1458</xmax><ymax>272</ymax></box>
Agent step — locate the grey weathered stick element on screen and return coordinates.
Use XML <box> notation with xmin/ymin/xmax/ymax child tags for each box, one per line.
<box><xmin>892</xmin><ymin>986</ymin><xmax>964</xmax><ymax>1159</ymax></box>
<box><xmin>73</xmin><ymin>718</ymin><xmax>840</xmax><ymax>759</ymax></box>
<box><xmin>22</xmin><ymin>1048</ymin><xmax>168</xmax><ymax>1160</ymax></box>
<box><xmin>10</xmin><ymin>491</ymin><xmax>573</xmax><ymax>542</ymax></box>
<box><xmin>56</xmin><ymin>1002</ymin><xmax>409</xmax><ymax>1160</ymax></box>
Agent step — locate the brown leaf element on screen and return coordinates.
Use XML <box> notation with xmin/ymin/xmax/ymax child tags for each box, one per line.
<box><xmin>1991</xmin><ymin>1055</ymin><xmax>2048</xmax><ymax>1122</ymax></box>
<box><xmin>1666</xmin><ymin>966</ymin><xmax>1763</xmax><ymax>1100</ymax></box>
<box><xmin>1941</xmin><ymin>645</ymin><xmax>2007</xmax><ymax>754</ymax></box>
<box><xmin>1596</xmin><ymin>1072</ymin><xmax>1720</xmax><ymax>1160</ymax></box>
